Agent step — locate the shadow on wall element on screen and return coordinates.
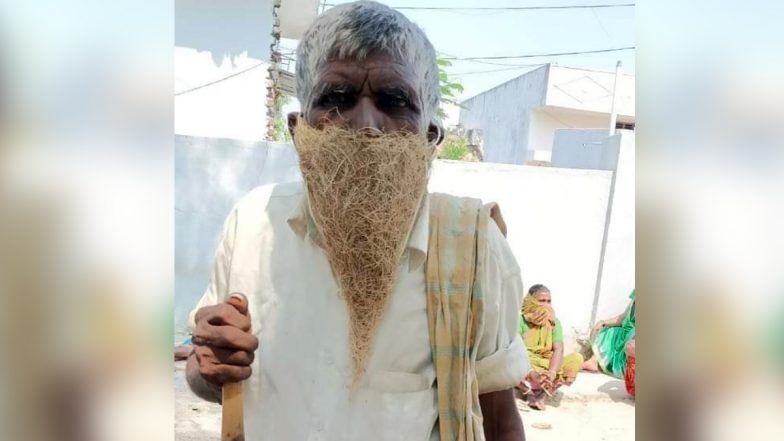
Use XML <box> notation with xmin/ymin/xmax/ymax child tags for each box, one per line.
<box><xmin>175</xmin><ymin>0</ymin><xmax>273</xmax><ymax>67</ymax></box>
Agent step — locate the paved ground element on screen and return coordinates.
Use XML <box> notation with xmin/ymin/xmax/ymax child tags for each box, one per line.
<box><xmin>175</xmin><ymin>361</ymin><xmax>634</xmax><ymax>441</ymax></box>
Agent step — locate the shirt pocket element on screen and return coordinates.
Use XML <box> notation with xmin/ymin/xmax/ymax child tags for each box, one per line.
<box><xmin>350</xmin><ymin>371</ymin><xmax>437</xmax><ymax>441</ymax></box>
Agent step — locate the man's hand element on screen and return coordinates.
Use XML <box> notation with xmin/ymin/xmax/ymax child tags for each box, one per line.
<box><xmin>192</xmin><ymin>293</ymin><xmax>258</xmax><ymax>385</ymax></box>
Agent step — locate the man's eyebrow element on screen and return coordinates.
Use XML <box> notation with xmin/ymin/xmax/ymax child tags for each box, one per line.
<box><xmin>315</xmin><ymin>83</ymin><xmax>357</xmax><ymax>96</ymax></box>
<box><xmin>376</xmin><ymin>86</ymin><xmax>410</xmax><ymax>97</ymax></box>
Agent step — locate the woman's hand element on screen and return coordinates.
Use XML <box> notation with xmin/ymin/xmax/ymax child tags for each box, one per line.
<box><xmin>526</xmin><ymin>370</ymin><xmax>547</xmax><ymax>390</ymax></box>
<box><xmin>590</xmin><ymin>320</ymin><xmax>606</xmax><ymax>339</ymax></box>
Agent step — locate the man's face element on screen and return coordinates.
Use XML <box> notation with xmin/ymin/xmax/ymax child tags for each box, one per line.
<box><xmin>289</xmin><ymin>52</ymin><xmax>441</xmax><ymax>143</ymax></box>
<box><xmin>290</xmin><ymin>53</ymin><xmax>439</xmax><ymax>381</ymax></box>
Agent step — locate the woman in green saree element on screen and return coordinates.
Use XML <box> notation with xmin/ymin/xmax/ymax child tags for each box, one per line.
<box><xmin>518</xmin><ymin>284</ymin><xmax>584</xmax><ymax>410</ymax></box>
<box><xmin>583</xmin><ymin>289</ymin><xmax>636</xmax><ymax>378</ymax></box>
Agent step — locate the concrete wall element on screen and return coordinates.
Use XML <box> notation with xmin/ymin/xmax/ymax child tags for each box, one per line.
<box><xmin>460</xmin><ymin>65</ymin><xmax>635</xmax><ymax>166</ymax></box>
<box><xmin>428</xmin><ymin>161</ymin><xmax>613</xmax><ymax>342</ymax></box>
<box><xmin>551</xmin><ymin>128</ymin><xmax>616</xmax><ymax>170</ymax></box>
<box><xmin>175</xmin><ymin>136</ymin><xmax>619</xmax><ymax>346</ymax></box>
<box><xmin>174</xmin><ymin>135</ymin><xmax>301</xmax><ymax>330</ymax></box>
<box><xmin>459</xmin><ymin>66</ymin><xmax>548</xmax><ymax>164</ymax></box>
<box><xmin>550</xmin><ymin>130</ymin><xmax>636</xmax><ymax>324</ymax></box>
<box><xmin>528</xmin><ymin>107</ymin><xmax>612</xmax><ymax>161</ymax></box>
<box><xmin>593</xmin><ymin>132</ymin><xmax>636</xmax><ymax>322</ymax></box>
<box><xmin>175</xmin><ymin>0</ymin><xmax>274</xmax><ymax>140</ymax></box>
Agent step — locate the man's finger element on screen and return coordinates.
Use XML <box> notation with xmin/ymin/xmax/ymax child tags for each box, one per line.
<box><xmin>192</xmin><ymin>325</ymin><xmax>259</xmax><ymax>352</ymax></box>
<box><xmin>200</xmin><ymin>363</ymin><xmax>253</xmax><ymax>385</ymax></box>
<box><xmin>193</xmin><ymin>345</ymin><xmax>255</xmax><ymax>367</ymax></box>
<box><xmin>213</xmin><ymin>347</ymin><xmax>255</xmax><ymax>366</ymax></box>
<box><xmin>203</xmin><ymin>303</ymin><xmax>251</xmax><ymax>331</ymax></box>
<box><xmin>226</xmin><ymin>292</ymin><xmax>249</xmax><ymax>316</ymax></box>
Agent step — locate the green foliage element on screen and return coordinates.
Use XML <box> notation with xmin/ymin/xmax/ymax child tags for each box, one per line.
<box><xmin>272</xmin><ymin>117</ymin><xmax>292</xmax><ymax>143</ymax></box>
<box><xmin>439</xmin><ymin>136</ymin><xmax>468</xmax><ymax>160</ymax></box>
<box><xmin>436</xmin><ymin>58</ymin><xmax>465</xmax><ymax>119</ymax></box>
<box><xmin>272</xmin><ymin>93</ymin><xmax>292</xmax><ymax>143</ymax></box>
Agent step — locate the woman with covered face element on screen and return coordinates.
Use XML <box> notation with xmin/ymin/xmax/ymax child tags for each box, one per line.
<box><xmin>518</xmin><ymin>284</ymin><xmax>584</xmax><ymax>410</ymax></box>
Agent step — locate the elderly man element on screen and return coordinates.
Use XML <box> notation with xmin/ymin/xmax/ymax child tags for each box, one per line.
<box><xmin>186</xmin><ymin>2</ymin><xmax>529</xmax><ymax>440</ymax></box>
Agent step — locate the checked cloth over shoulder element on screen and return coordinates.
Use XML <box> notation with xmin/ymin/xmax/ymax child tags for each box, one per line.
<box><xmin>425</xmin><ymin>193</ymin><xmax>505</xmax><ymax>441</ymax></box>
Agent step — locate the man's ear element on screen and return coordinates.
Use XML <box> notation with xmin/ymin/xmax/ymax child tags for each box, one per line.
<box><xmin>428</xmin><ymin>122</ymin><xmax>445</xmax><ymax>146</ymax></box>
<box><xmin>287</xmin><ymin>112</ymin><xmax>300</xmax><ymax>140</ymax></box>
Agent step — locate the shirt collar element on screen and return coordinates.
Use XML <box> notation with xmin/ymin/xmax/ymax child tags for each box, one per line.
<box><xmin>287</xmin><ymin>191</ymin><xmax>429</xmax><ymax>272</ymax></box>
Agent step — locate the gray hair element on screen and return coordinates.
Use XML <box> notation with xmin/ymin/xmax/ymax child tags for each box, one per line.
<box><xmin>295</xmin><ymin>1</ymin><xmax>440</xmax><ymax>126</ymax></box>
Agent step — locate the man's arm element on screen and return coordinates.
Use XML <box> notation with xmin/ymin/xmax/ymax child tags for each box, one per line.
<box><xmin>479</xmin><ymin>389</ymin><xmax>525</xmax><ymax>441</ymax></box>
<box><xmin>475</xmin><ymin>220</ymin><xmax>528</xmax><ymax>440</ymax></box>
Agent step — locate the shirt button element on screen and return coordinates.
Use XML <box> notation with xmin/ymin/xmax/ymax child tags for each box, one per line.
<box><xmin>324</xmin><ymin>353</ymin><xmax>334</xmax><ymax>366</ymax></box>
<box><xmin>314</xmin><ymin>420</ymin><xmax>324</xmax><ymax>431</ymax></box>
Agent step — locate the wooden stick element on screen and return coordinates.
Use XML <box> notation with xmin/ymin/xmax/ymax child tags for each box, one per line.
<box><xmin>221</xmin><ymin>293</ymin><xmax>249</xmax><ymax>441</ymax></box>
<box><xmin>221</xmin><ymin>382</ymin><xmax>244</xmax><ymax>441</ymax></box>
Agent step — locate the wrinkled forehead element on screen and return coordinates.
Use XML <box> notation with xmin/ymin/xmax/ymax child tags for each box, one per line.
<box><xmin>314</xmin><ymin>52</ymin><xmax>420</xmax><ymax>93</ymax></box>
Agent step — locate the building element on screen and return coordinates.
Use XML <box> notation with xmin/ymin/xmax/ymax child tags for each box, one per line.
<box><xmin>174</xmin><ymin>0</ymin><xmax>318</xmax><ymax>141</ymax></box>
<box><xmin>459</xmin><ymin>64</ymin><xmax>635</xmax><ymax>165</ymax></box>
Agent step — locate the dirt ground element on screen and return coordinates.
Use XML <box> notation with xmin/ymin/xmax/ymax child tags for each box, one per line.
<box><xmin>175</xmin><ymin>361</ymin><xmax>634</xmax><ymax>440</ymax></box>
<box><xmin>514</xmin><ymin>372</ymin><xmax>635</xmax><ymax>441</ymax></box>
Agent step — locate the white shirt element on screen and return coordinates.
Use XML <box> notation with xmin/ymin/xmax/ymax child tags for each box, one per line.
<box><xmin>189</xmin><ymin>181</ymin><xmax>528</xmax><ymax>441</ymax></box>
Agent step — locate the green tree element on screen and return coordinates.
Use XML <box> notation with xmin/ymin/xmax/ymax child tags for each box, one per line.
<box><xmin>272</xmin><ymin>94</ymin><xmax>292</xmax><ymax>143</ymax></box>
<box><xmin>437</xmin><ymin>58</ymin><xmax>464</xmax><ymax>120</ymax></box>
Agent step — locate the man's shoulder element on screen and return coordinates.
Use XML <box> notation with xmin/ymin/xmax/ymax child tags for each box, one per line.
<box><xmin>428</xmin><ymin>192</ymin><xmax>520</xmax><ymax>277</ymax></box>
<box><xmin>234</xmin><ymin>181</ymin><xmax>303</xmax><ymax>211</ymax></box>
<box><xmin>484</xmin><ymin>206</ymin><xmax>520</xmax><ymax>279</ymax></box>
<box><xmin>230</xmin><ymin>181</ymin><xmax>304</xmax><ymax>227</ymax></box>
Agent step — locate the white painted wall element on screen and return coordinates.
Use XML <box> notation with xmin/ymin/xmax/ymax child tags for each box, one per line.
<box><xmin>550</xmin><ymin>130</ymin><xmax>636</xmax><ymax>326</ymax></box>
<box><xmin>545</xmin><ymin>66</ymin><xmax>635</xmax><ymax>119</ymax></box>
<box><xmin>175</xmin><ymin>136</ymin><xmax>616</xmax><ymax>347</ymax></box>
<box><xmin>175</xmin><ymin>0</ymin><xmax>274</xmax><ymax>140</ymax></box>
<box><xmin>594</xmin><ymin>131</ymin><xmax>636</xmax><ymax>322</ymax></box>
<box><xmin>428</xmin><ymin>161</ymin><xmax>612</xmax><ymax>342</ymax></box>
<box><xmin>174</xmin><ymin>135</ymin><xmax>301</xmax><ymax>330</ymax></box>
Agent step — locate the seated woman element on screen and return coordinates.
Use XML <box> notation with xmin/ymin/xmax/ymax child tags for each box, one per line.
<box><xmin>583</xmin><ymin>289</ymin><xmax>636</xmax><ymax>396</ymax></box>
<box><xmin>518</xmin><ymin>284</ymin><xmax>584</xmax><ymax>410</ymax></box>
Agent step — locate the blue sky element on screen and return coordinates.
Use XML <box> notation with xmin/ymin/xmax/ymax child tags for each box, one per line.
<box><xmin>290</xmin><ymin>0</ymin><xmax>635</xmax><ymax>99</ymax></box>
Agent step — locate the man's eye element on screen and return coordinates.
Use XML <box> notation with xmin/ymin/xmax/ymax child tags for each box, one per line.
<box><xmin>380</xmin><ymin>95</ymin><xmax>409</xmax><ymax>109</ymax></box>
<box><xmin>320</xmin><ymin>92</ymin><xmax>352</xmax><ymax>107</ymax></box>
